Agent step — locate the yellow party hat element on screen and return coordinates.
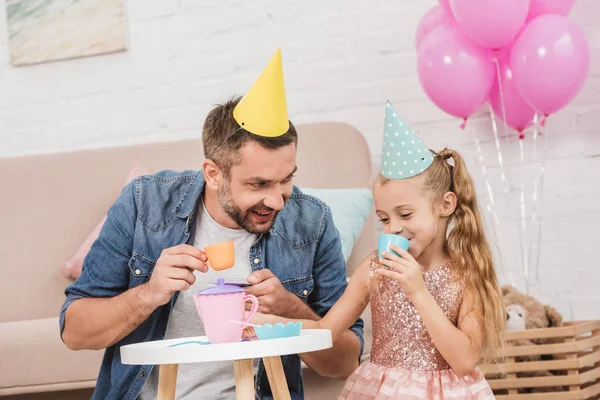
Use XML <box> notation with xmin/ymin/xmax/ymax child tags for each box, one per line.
<box><xmin>233</xmin><ymin>48</ymin><xmax>289</xmax><ymax>137</ymax></box>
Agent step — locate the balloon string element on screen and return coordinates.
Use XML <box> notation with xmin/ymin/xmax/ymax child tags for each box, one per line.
<box><xmin>473</xmin><ymin>134</ymin><xmax>516</xmax><ymax>286</ymax></box>
<box><xmin>459</xmin><ymin>118</ymin><xmax>467</xmax><ymax>129</ymax></box>
<box><xmin>488</xmin><ymin>104</ymin><xmax>510</xmax><ymax>196</ymax></box>
<box><xmin>517</xmin><ymin>129</ymin><xmax>529</xmax><ymax>292</ymax></box>
<box><xmin>491</xmin><ymin>55</ymin><xmax>511</xmax><ymax>144</ymax></box>
<box><xmin>530</xmin><ymin>113</ymin><xmax>547</xmax><ymax>289</ymax></box>
<box><xmin>489</xmin><ymin>104</ymin><xmax>521</xmax><ymax>288</ymax></box>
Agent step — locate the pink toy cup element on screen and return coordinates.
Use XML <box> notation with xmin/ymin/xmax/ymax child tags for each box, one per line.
<box><xmin>194</xmin><ymin>277</ymin><xmax>259</xmax><ymax>344</ymax></box>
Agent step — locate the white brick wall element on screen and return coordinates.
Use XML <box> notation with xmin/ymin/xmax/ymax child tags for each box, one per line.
<box><xmin>0</xmin><ymin>0</ymin><xmax>598</xmax><ymax>320</ymax></box>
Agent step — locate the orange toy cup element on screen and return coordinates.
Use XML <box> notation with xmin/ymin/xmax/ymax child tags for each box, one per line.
<box><xmin>204</xmin><ymin>240</ymin><xmax>235</xmax><ymax>271</ymax></box>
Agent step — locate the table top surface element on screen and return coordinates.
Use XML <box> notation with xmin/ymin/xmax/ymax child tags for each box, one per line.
<box><xmin>120</xmin><ymin>329</ymin><xmax>332</xmax><ymax>365</ymax></box>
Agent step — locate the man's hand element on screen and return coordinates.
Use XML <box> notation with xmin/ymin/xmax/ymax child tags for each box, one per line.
<box><xmin>249</xmin><ymin>311</ymin><xmax>281</xmax><ymax>326</ymax></box>
<box><xmin>245</xmin><ymin>269</ymin><xmax>298</xmax><ymax>316</ymax></box>
<box><xmin>62</xmin><ymin>244</ymin><xmax>208</xmax><ymax>351</ymax></box>
<box><xmin>141</xmin><ymin>244</ymin><xmax>208</xmax><ymax>309</ymax></box>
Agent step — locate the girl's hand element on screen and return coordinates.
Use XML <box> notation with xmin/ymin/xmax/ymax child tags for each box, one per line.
<box><xmin>242</xmin><ymin>326</ymin><xmax>257</xmax><ymax>340</ymax></box>
<box><xmin>377</xmin><ymin>245</ymin><xmax>428</xmax><ymax>300</ymax></box>
<box><xmin>248</xmin><ymin>311</ymin><xmax>282</xmax><ymax>326</ymax></box>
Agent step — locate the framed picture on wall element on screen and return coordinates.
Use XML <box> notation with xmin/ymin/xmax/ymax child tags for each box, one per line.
<box><xmin>6</xmin><ymin>0</ymin><xmax>129</xmax><ymax>66</ymax></box>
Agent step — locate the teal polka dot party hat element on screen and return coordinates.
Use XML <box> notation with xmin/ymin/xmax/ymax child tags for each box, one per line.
<box><xmin>380</xmin><ymin>101</ymin><xmax>434</xmax><ymax>179</ymax></box>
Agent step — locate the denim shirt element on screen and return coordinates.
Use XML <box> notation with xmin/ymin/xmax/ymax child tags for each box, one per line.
<box><xmin>60</xmin><ymin>170</ymin><xmax>364</xmax><ymax>400</ymax></box>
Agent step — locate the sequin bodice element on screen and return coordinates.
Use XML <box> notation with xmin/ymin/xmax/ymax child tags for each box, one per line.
<box><xmin>368</xmin><ymin>251</ymin><xmax>465</xmax><ymax>370</ymax></box>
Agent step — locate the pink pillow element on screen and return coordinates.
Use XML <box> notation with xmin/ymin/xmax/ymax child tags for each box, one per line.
<box><xmin>60</xmin><ymin>162</ymin><xmax>150</xmax><ymax>280</ymax></box>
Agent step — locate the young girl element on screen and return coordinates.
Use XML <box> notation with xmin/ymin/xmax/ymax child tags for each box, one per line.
<box><xmin>256</xmin><ymin>101</ymin><xmax>504</xmax><ymax>399</ymax></box>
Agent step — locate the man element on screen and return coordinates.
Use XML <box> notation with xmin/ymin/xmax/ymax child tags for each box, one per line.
<box><xmin>60</xmin><ymin>49</ymin><xmax>363</xmax><ymax>399</ymax></box>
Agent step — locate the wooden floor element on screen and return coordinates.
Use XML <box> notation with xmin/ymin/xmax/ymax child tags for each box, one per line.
<box><xmin>3</xmin><ymin>389</ymin><xmax>94</xmax><ymax>400</ymax></box>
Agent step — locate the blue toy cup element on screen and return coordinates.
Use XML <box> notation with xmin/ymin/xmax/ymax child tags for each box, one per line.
<box><xmin>377</xmin><ymin>234</ymin><xmax>410</xmax><ymax>259</ymax></box>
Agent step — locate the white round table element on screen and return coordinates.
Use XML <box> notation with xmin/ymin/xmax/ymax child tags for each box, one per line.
<box><xmin>121</xmin><ymin>329</ymin><xmax>332</xmax><ymax>400</ymax></box>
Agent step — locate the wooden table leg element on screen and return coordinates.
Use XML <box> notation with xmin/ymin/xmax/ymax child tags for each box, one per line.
<box><xmin>263</xmin><ymin>356</ymin><xmax>291</xmax><ymax>400</ymax></box>
<box><xmin>234</xmin><ymin>359</ymin><xmax>255</xmax><ymax>400</ymax></box>
<box><xmin>157</xmin><ymin>364</ymin><xmax>178</xmax><ymax>400</ymax></box>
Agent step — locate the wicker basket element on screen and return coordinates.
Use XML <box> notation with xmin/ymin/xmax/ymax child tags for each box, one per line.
<box><xmin>480</xmin><ymin>320</ymin><xmax>600</xmax><ymax>399</ymax></box>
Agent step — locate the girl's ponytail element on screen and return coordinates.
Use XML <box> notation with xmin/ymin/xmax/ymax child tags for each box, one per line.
<box><xmin>431</xmin><ymin>148</ymin><xmax>505</xmax><ymax>362</ymax></box>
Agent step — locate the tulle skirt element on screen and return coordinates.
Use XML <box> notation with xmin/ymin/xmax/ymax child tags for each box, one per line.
<box><xmin>339</xmin><ymin>361</ymin><xmax>495</xmax><ymax>400</ymax></box>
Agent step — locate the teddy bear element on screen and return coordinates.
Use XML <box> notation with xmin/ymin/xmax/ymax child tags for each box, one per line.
<box><xmin>500</xmin><ymin>285</ymin><xmax>565</xmax><ymax>393</ymax></box>
<box><xmin>503</xmin><ymin>285</ymin><xmax>563</xmax><ymax>338</ymax></box>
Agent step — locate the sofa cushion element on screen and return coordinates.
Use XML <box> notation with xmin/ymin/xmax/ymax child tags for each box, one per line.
<box><xmin>59</xmin><ymin>163</ymin><xmax>150</xmax><ymax>281</ymax></box>
<box><xmin>0</xmin><ymin>318</ymin><xmax>102</xmax><ymax>392</ymax></box>
<box><xmin>300</xmin><ymin>188</ymin><xmax>374</xmax><ymax>262</ymax></box>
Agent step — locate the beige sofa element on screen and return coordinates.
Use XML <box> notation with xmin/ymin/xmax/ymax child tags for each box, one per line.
<box><xmin>0</xmin><ymin>122</ymin><xmax>375</xmax><ymax>399</ymax></box>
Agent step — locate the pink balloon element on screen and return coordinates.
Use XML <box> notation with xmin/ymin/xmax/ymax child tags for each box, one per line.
<box><xmin>489</xmin><ymin>59</ymin><xmax>535</xmax><ymax>132</ymax></box>
<box><xmin>528</xmin><ymin>0</ymin><xmax>575</xmax><ymax>20</ymax></box>
<box><xmin>450</xmin><ymin>0</ymin><xmax>530</xmax><ymax>49</ymax></box>
<box><xmin>416</xmin><ymin>5</ymin><xmax>454</xmax><ymax>49</ymax></box>
<box><xmin>510</xmin><ymin>14</ymin><xmax>590</xmax><ymax>115</ymax></box>
<box><xmin>438</xmin><ymin>0</ymin><xmax>453</xmax><ymax>16</ymax></box>
<box><xmin>417</xmin><ymin>25</ymin><xmax>495</xmax><ymax>119</ymax></box>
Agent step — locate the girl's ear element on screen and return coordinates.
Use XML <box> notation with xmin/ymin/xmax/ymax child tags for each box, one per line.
<box><xmin>439</xmin><ymin>191</ymin><xmax>457</xmax><ymax>218</ymax></box>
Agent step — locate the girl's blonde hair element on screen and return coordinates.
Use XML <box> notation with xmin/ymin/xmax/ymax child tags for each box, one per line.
<box><xmin>379</xmin><ymin>148</ymin><xmax>504</xmax><ymax>362</ymax></box>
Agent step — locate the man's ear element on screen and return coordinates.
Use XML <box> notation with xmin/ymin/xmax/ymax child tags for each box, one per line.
<box><xmin>439</xmin><ymin>191</ymin><xmax>457</xmax><ymax>218</ymax></box>
<box><xmin>203</xmin><ymin>159</ymin><xmax>222</xmax><ymax>190</ymax></box>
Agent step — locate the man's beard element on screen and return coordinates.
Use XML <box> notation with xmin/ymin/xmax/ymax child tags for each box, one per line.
<box><xmin>218</xmin><ymin>180</ymin><xmax>280</xmax><ymax>235</ymax></box>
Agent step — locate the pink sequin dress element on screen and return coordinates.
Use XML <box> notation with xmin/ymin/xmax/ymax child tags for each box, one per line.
<box><xmin>339</xmin><ymin>252</ymin><xmax>495</xmax><ymax>399</ymax></box>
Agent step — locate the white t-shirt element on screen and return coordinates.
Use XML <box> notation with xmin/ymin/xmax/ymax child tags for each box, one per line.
<box><xmin>139</xmin><ymin>200</ymin><xmax>257</xmax><ymax>399</ymax></box>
